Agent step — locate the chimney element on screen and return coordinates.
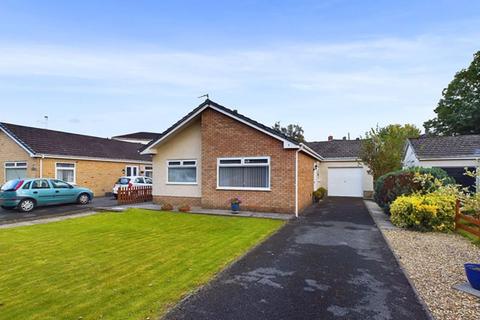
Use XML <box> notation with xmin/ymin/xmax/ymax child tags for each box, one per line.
<box><xmin>342</xmin><ymin>136</ymin><xmax>347</xmax><ymax>140</ymax></box>
<box><xmin>328</xmin><ymin>135</ymin><xmax>333</xmax><ymax>141</ymax></box>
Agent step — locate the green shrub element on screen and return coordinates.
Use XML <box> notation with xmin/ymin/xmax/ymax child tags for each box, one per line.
<box><xmin>313</xmin><ymin>187</ymin><xmax>327</xmax><ymax>201</ymax></box>
<box><xmin>374</xmin><ymin>167</ymin><xmax>453</xmax><ymax>214</ymax></box>
<box><xmin>390</xmin><ymin>193</ymin><xmax>456</xmax><ymax>232</ymax></box>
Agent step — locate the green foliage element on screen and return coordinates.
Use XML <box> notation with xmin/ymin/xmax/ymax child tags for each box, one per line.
<box><xmin>374</xmin><ymin>167</ymin><xmax>454</xmax><ymax>213</ymax></box>
<box><xmin>360</xmin><ymin>124</ymin><xmax>420</xmax><ymax>180</ymax></box>
<box><xmin>313</xmin><ymin>187</ymin><xmax>327</xmax><ymax>201</ymax></box>
<box><xmin>424</xmin><ymin>51</ymin><xmax>480</xmax><ymax>135</ymax></box>
<box><xmin>272</xmin><ymin>121</ymin><xmax>305</xmax><ymax>143</ymax></box>
<box><xmin>390</xmin><ymin>193</ymin><xmax>457</xmax><ymax>232</ymax></box>
<box><xmin>0</xmin><ymin>209</ymin><xmax>284</xmax><ymax>319</ymax></box>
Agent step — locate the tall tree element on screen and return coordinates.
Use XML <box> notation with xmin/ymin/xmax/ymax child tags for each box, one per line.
<box><xmin>424</xmin><ymin>51</ymin><xmax>480</xmax><ymax>135</ymax></box>
<box><xmin>360</xmin><ymin>124</ymin><xmax>420</xmax><ymax>180</ymax></box>
<box><xmin>272</xmin><ymin>121</ymin><xmax>305</xmax><ymax>143</ymax></box>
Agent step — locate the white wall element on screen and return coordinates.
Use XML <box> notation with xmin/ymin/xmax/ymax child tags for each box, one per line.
<box><xmin>403</xmin><ymin>144</ymin><xmax>420</xmax><ymax>168</ymax></box>
<box><xmin>318</xmin><ymin>160</ymin><xmax>374</xmax><ymax>193</ymax></box>
<box><xmin>151</xmin><ymin>120</ymin><xmax>202</xmax><ymax>197</ymax></box>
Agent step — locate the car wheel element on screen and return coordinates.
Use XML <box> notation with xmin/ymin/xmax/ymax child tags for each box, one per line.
<box><xmin>18</xmin><ymin>199</ymin><xmax>35</xmax><ymax>213</ymax></box>
<box><xmin>77</xmin><ymin>193</ymin><xmax>90</xmax><ymax>205</ymax></box>
<box><xmin>1</xmin><ymin>205</ymin><xmax>15</xmax><ymax>210</ymax></box>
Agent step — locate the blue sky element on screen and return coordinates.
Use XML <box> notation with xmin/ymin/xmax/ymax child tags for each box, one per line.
<box><xmin>0</xmin><ymin>0</ymin><xmax>479</xmax><ymax>140</ymax></box>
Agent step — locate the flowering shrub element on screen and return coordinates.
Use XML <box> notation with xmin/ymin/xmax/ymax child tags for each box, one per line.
<box><xmin>390</xmin><ymin>193</ymin><xmax>456</xmax><ymax>232</ymax></box>
<box><xmin>229</xmin><ymin>197</ymin><xmax>242</xmax><ymax>205</ymax></box>
<box><xmin>313</xmin><ymin>187</ymin><xmax>327</xmax><ymax>201</ymax></box>
<box><xmin>374</xmin><ymin>167</ymin><xmax>453</xmax><ymax>213</ymax></box>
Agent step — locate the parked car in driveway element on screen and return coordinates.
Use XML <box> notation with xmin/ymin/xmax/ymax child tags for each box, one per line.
<box><xmin>112</xmin><ymin>176</ymin><xmax>153</xmax><ymax>199</ymax></box>
<box><xmin>0</xmin><ymin>178</ymin><xmax>94</xmax><ymax>212</ymax></box>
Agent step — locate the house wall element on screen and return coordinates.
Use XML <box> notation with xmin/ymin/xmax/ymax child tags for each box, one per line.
<box><xmin>318</xmin><ymin>160</ymin><xmax>374</xmax><ymax>198</ymax></box>
<box><xmin>402</xmin><ymin>144</ymin><xmax>420</xmax><ymax>167</ymax></box>
<box><xmin>151</xmin><ymin>120</ymin><xmax>202</xmax><ymax>206</ymax></box>
<box><xmin>0</xmin><ymin>131</ymin><xmax>38</xmax><ymax>183</ymax></box>
<box><xmin>297</xmin><ymin>152</ymin><xmax>316</xmax><ymax>213</ymax></box>
<box><xmin>40</xmin><ymin>158</ymin><xmax>150</xmax><ymax>196</ymax></box>
<box><xmin>201</xmin><ymin>109</ymin><xmax>297</xmax><ymax>213</ymax></box>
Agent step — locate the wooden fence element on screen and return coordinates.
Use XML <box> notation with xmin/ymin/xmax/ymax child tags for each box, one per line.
<box><xmin>117</xmin><ymin>186</ymin><xmax>152</xmax><ymax>205</ymax></box>
<box><xmin>455</xmin><ymin>200</ymin><xmax>480</xmax><ymax>238</ymax></box>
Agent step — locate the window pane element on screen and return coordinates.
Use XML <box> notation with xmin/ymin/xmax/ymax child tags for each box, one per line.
<box><xmin>51</xmin><ymin>180</ymin><xmax>70</xmax><ymax>189</ymax></box>
<box><xmin>219</xmin><ymin>166</ymin><xmax>269</xmax><ymax>188</ymax></box>
<box><xmin>219</xmin><ymin>167</ymin><xmax>244</xmax><ymax>188</ymax></box>
<box><xmin>183</xmin><ymin>161</ymin><xmax>196</xmax><ymax>166</ymax></box>
<box><xmin>57</xmin><ymin>163</ymin><xmax>74</xmax><ymax>168</ymax></box>
<box><xmin>244</xmin><ymin>166</ymin><xmax>269</xmax><ymax>188</ymax></box>
<box><xmin>145</xmin><ymin>171</ymin><xmax>153</xmax><ymax>178</ymax></box>
<box><xmin>219</xmin><ymin>159</ymin><xmax>242</xmax><ymax>165</ymax></box>
<box><xmin>4</xmin><ymin>163</ymin><xmax>15</xmax><ymax>167</ymax></box>
<box><xmin>57</xmin><ymin>169</ymin><xmax>74</xmax><ymax>183</ymax></box>
<box><xmin>168</xmin><ymin>161</ymin><xmax>181</xmax><ymax>166</ymax></box>
<box><xmin>15</xmin><ymin>162</ymin><xmax>28</xmax><ymax>167</ymax></box>
<box><xmin>168</xmin><ymin>167</ymin><xmax>196</xmax><ymax>183</ymax></box>
<box><xmin>32</xmin><ymin>180</ymin><xmax>50</xmax><ymax>189</ymax></box>
<box><xmin>244</xmin><ymin>158</ymin><xmax>268</xmax><ymax>164</ymax></box>
<box><xmin>5</xmin><ymin>168</ymin><xmax>27</xmax><ymax>181</ymax></box>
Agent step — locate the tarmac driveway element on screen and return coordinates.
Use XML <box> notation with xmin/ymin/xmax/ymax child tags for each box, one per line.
<box><xmin>0</xmin><ymin>196</ymin><xmax>117</xmax><ymax>225</ymax></box>
<box><xmin>165</xmin><ymin>197</ymin><xmax>430</xmax><ymax>320</ymax></box>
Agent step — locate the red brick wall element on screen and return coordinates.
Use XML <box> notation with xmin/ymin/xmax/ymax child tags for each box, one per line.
<box><xmin>153</xmin><ymin>195</ymin><xmax>201</xmax><ymax>207</ymax></box>
<box><xmin>201</xmin><ymin>109</ymin><xmax>297</xmax><ymax>213</ymax></box>
<box><xmin>297</xmin><ymin>152</ymin><xmax>315</xmax><ymax>213</ymax></box>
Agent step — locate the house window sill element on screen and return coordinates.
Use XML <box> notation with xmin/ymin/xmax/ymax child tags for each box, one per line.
<box><xmin>216</xmin><ymin>187</ymin><xmax>271</xmax><ymax>192</ymax></box>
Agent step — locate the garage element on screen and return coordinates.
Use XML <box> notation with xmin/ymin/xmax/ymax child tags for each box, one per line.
<box><xmin>327</xmin><ymin>167</ymin><xmax>363</xmax><ymax>197</ymax></box>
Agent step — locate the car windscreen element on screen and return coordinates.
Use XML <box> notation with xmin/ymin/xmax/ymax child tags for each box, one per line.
<box><xmin>117</xmin><ymin>178</ymin><xmax>131</xmax><ymax>185</ymax></box>
<box><xmin>1</xmin><ymin>179</ymin><xmax>20</xmax><ymax>191</ymax></box>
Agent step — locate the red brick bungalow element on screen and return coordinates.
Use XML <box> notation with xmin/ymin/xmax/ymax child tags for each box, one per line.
<box><xmin>141</xmin><ymin>99</ymin><xmax>323</xmax><ymax>216</ymax></box>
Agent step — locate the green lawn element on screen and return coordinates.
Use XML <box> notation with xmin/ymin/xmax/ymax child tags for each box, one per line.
<box><xmin>0</xmin><ymin>210</ymin><xmax>284</xmax><ymax>320</ymax></box>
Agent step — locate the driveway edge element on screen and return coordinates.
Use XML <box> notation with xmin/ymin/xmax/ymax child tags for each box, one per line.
<box><xmin>161</xmin><ymin>219</ymin><xmax>290</xmax><ymax>319</ymax></box>
<box><xmin>363</xmin><ymin>200</ymin><xmax>435</xmax><ymax>320</ymax></box>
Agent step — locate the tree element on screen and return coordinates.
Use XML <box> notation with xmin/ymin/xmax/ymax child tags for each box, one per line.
<box><xmin>272</xmin><ymin>121</ymin><xmax>305</xmax><ymax>143</ymax></box>
<box><xmin>424</xmin><ymin>51</ymin><xmax>480</xmax><ymax>135</ymax></box>
<box><xmin>360</xmin><ymin>124</ymin><xmax>421</xmax><ymax>180</ymax></box>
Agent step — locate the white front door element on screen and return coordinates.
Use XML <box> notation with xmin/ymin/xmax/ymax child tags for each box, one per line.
<box><xmin>126</xmin><ymin>166</ymin><xmax>139</xmax><ymax>177</ymax></box>
<box><xmin>327</xmin><ymin>167</ymin><xmax>363</xmax><ymax>197</ymax></box>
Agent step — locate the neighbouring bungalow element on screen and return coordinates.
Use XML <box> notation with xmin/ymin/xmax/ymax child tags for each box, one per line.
<box><xmin>141</xmin><ymin>99</ymin><xmax>374</xmax><ymax>216</ymax></box>
<box><xmin>403</xmin><ymin>135</ymin><xmax>480</xmax><ymax>190</ymax></box>
<box><xmin>307</xmin><ymin>138</ymin><xmax>374</xmax><ymax>198</ymax></box>
<box><xmin>112</xmin><ymin>132</ymin><xmax>161</xmax><ymax>145</ymax></box>
<box><xmin>0</xmin><ymin>123</ymin><xmax>152</xmax><ymax>196</ymax></box>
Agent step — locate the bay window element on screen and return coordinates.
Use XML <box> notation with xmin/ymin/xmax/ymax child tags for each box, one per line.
<box><xmin>217</xmin><ymin>157</ymin><xmax>270</xmax><ymax>190</ymax></box>
<box><xmin>167</xmin><ymin>160</ymin><xmax>197</xmax><ymax>184</ymax></box>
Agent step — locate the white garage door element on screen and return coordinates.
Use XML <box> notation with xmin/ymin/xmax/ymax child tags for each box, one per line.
<box><xmin>327</xmin><ymin>167</ymin><xmax>363</xmax><ymax>197</ymax></box>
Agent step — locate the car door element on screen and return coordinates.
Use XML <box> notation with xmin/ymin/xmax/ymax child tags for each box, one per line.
<box><xmin>30</xmin><ymin>179</ymin><xmax>56</xmax><ymax>205</ymax></box>
<box><xmin>50</xmin><ymin>179</ymin><xmax>77</xmax><ymax>204</ymax></box>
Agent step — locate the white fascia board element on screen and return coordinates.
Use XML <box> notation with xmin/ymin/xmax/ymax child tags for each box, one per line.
<box><xmin>299</xmin><ymin>143</ymin><xmax>324</xmax><ymax>161</ymax></box>
<box><xmin>0</xmin><ymin>126</ymin><xmax>35</xmax><ymax>157</ymax></box>
<box><xmin>418</xmin><ymin>156</ymin><xmax>480</xmax><ymax>161</ymax></box>
<box><xmin>141</xmin><ymin>103</ymin><xmax>301</xmax><ymax>154</ymax></box>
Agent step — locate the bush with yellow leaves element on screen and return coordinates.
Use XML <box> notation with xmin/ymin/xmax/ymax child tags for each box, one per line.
<box><xmin>390</xmin><ymin>193</ymin><xmax>456</xmax><ymax>232</ymax></box>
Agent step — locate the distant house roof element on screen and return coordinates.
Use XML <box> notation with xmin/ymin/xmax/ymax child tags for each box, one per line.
<box><xmin>112</xmin><ymin>132</ymin><xmax>161</xmax><ymax>141</ymax></box>
<box><xmin>0</xmin><ymin>122</ymin><xmax>151</xmax><ymax>162</ymax></box>
<box><xmin>141</xmin><ymin>99</ymin><xmax>323</xmax><ymax>160</ymax></box>
<box><xmin>307</xmin><ymin>139</ymin><xmax>363</xmax><ymax>159</ymax></box>
<box><xmin>408</xmin><ymin>135</ymin><xmax>480</xmax><ymax>159</ymax></box>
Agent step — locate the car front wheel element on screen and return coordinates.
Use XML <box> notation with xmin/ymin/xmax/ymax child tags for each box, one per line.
<box><xmin>18</xmin><ymin>199</ymin><xmax>35</xmax><ymax>213</ymax></box>
<box><xmin>77</xmin><ymin>193</ymin><xmax>90</xmax><ymax>205</ymax></box>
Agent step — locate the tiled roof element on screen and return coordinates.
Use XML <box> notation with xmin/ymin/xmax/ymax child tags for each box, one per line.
<box><xmin>409</xmin><ymin>135</ymin><xmax>480</xmax><ymax>159</ymax></box>
<box><xmin>141</xmin><ymin>99</ymin><xmax>300</xmax><ymax>152</ymax></box>
<box><xmin>112</xmin><ymin>132</ymin><xmax>160</xmax><ymax>140</ymax></box>
<box><xmin>307</xmin><ymin>139</ymin><xmax>363</xmax><ymax>159</ymax></box>
<box><xmin>0</xmin><ymin>122</ymin><xmax>151</xmax><ymax>162</ymax></box>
